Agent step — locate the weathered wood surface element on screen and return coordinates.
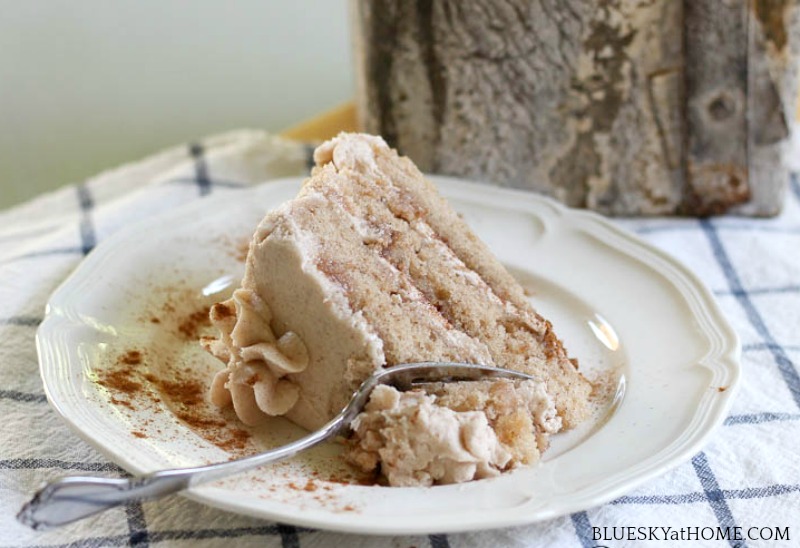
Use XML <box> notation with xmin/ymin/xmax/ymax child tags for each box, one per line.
<box><xmin>353</xmin><ymin>0</ymin><xmax>800</xmax><ymax>217</ymax></box>
<box><xmin>684</xmin><ymin>0</ymin><xmax>749</xmax><ymax>215</ymax></box>
<box><xmin>744</xmin><ymin>0</ymin><xmax>795</xmax><ymax>217</ymax></box>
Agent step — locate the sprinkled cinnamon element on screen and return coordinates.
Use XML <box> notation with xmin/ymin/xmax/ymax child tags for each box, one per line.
<box><xmin>157</xmin><ymin>378</ymin><xmax>204</xmax><ymax>406</ymax></box>
<box><xmin>235</xmin><ymin>238</ymin><xmax>250</xmax><ymax>262</ymax></box>
<box><xmin>109</xmin><ymin>396</ymin><xmax>134</xmax><ymax>410</ymax></box>
<box><xmin>119</xmin><ymin>350</ymin><xmax>142</xmax><ymax>366</ymax></box>
<box><xmin>98</xmin><ymin>353</ymin><xmax>143</xmax><ymax>394</ymax></box>
<box><xmin>216</xmin><ymin>428</ymin><xmax>251</xmax><ymax>451</ymax></box>
<box><xmin>174</xmin><ymin>411</ymin><xmax>227</xmax><ymax>429</ymax></box>
<box><xmin>177</xmin><ymin>306</ymin><xmax>211</xmax><ymax>340</ymax></box>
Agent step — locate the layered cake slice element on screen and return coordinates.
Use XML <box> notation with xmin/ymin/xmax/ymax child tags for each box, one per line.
<box><xmin>203</xmin><ymin>133</ymin><xmax>592</xmax><ymax>486</ymax></box>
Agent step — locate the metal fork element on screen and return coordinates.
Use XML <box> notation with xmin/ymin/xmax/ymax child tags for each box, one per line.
<box><xmin>18</xmin><ymin>362</ymin><xmax>535</xmax><ymax>529</ymax></box>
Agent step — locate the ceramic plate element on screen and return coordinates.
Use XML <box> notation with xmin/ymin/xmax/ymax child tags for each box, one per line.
<box><xmin>36</xmin><ymin>176</ymin><xmax>740</xmax><ymax>534</ymax></box>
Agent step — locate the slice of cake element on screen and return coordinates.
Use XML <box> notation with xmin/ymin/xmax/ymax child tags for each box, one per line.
<box><xmin>203</xmin><ymin>133</ymin><xmax>592</xmax><ymax>485</ymax></box>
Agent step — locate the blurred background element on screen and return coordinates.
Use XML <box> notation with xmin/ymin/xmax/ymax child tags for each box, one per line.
<box><xmin>0</xmin><ymin>1</ymin><xmax>353</xmax><ymax>209</ymax></box>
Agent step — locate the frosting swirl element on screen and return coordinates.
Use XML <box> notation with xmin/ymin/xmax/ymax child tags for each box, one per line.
<box><xmin>202</xmin><ymin>288</ymin><xmax>308</xmax><ymax>425</ymax></box>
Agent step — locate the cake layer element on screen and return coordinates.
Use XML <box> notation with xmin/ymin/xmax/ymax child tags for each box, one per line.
<box><xmin>305</xmin><ymin>135</ymin><xmax>591</xmax><ymax>427</ymax></box>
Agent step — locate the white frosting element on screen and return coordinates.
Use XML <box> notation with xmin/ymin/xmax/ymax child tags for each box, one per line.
<box><xmin>203</xmin><ymin>288</ymin><xmax>309</xmax><ymax>425</ymax></box>
<box><xmin>517</xmin><ymin>379</ymin><xmax>562</xmax><ymax>435</ymax></box>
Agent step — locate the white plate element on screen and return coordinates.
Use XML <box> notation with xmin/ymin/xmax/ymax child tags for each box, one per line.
<box><xmin>36</xmin><ymin>176</ymin><xmax>740</xmax><ymax>535</ymax></box>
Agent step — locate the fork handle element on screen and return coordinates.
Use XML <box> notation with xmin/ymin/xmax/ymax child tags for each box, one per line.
<box><xmin>18</xmin><ymin>413</ymin><xmax>349</xmax><ymax>530</ymax></box>
<box><xmin>16</xmin><ymin>472</ymin><xmax>192</xmax><ymax>530</ymax></box>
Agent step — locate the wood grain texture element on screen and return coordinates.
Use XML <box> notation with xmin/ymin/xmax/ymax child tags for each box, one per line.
<box><xmin>739</xmin><ymin>0</ymin><xmax>796</xmax><ymax>216</ymax></box>
<box><xmin>353</xmin><ymin>0</ymin><xmax>800</xmax><ymax>217</ymax></box>
<box><xmin>684</xmin><ymin>0</ymin><xmax>749</xmax><ymax>215</ymax></box>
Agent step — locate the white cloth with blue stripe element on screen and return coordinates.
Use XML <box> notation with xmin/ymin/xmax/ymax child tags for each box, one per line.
<box><xmin>1</xmin><ymin>131</ymin><xmax>798</xmax><ymax>547</ymax></box>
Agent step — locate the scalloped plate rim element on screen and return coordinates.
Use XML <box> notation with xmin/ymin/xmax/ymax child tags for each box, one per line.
<box><xmin>35</xmin><ymin>175</ymin><xmax>741</xmax><ymax>534</ymax></box>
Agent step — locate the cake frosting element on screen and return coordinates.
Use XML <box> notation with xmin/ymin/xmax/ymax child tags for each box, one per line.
<box><xmin>348</xmin><ymin>379</ymin><xmax>561</xmax><ymax>486</ymax></box>
<box><xmin>203</xmin><ymin>288</ymin><xmax>309</xmax><ymax>425</ymax></box>
<box><xmin>203</xmin><ymin>132</ymin><xmax>592</xmax><ymax>485</ymax></box>
<box><xmin>348</xmin><ymin>385</ymin><xmax>512</xmax><ymax>486</ymax></box>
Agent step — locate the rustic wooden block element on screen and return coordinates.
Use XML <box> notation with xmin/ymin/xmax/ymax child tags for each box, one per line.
<box><xmin>352</xmin><ymin>0</ymin><xmax>799</xmax><ymax>216</ymax></box>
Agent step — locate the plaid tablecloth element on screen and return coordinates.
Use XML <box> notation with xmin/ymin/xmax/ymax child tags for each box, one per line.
<box><xmin>1</xmin><ymin>131</ymin><xmax>798</xmax><ymax>547</ymax></box>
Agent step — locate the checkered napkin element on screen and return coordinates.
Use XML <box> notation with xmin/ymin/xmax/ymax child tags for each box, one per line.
<box><xmin>1</xmin><ymin>130</ymin><xmax>799</xmax><ymax>547</ymax></box>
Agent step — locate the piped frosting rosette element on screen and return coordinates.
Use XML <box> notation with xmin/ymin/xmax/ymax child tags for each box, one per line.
<box><xmin>202</xmin><ymin>289</ymin><xmax>308</xmax><ymax>425</ymax></box>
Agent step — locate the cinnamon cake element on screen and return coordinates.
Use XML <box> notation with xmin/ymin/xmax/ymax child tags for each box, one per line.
<box><xmin>203</xmin><ymin>133</ymin><xmax>592</xmax><ymax>486</ymax></box>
